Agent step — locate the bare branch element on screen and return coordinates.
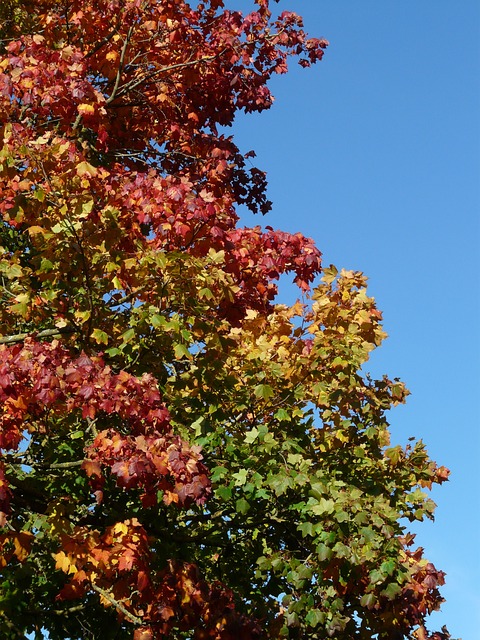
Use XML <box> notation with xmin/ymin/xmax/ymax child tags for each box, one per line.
<box><xmin>48</xmin><ymin>460</ymin><xmax>85</xmax><ymax>469</ymax></box>
<box><xmin>107</xmin><ymin>284</ymin><xmax>148</xmax><ymax>309</ymax></box>
<box><xmin>52</xmin><ymin>604</ymin><xmax>86</xmax><ymax>616</ymax></box>
<box><xmin>90</xmin><ymin>583</ymin><xmax>142</xmax><ymax>626</ymax></box>
<box><xmin>86</xmin><ymin>417</ymin><xmax>98</xmax><ymax>437</ymax></box>
<box><xmin>0</xmin><ymin>326</ymin><xmax>76</xmax><ymax>345</ymax></box>
<box><xmin>106</xmin><ymin>25</ymin><xmax>135</xmax><ymax>105</ymax></box>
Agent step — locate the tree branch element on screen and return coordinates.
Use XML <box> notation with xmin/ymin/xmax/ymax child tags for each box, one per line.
<box><xmin>48</xmin><ymin>460</ymin><xmax>85</xmax><ymax>469</ymax></box>
<box><xmin>106</xmin><ymin>25</ymin><xmax>135</xmax><ymax>105</ymax></box>
<box><xmin>107</xmin><ymin>284</ymin><xmax>148</xmax><ymax>310</ymax></box>
<box><xmin>52</xmin><ymin>603</ymin><xmax>86</xmax><ymax>615</ymax></box>
<box><xmin>111</xmin><ymin>54</ymin><xmax>217</xmax><ymax>102</ymax></box>
<box><xmin>0</xmin><ymin>609</ymin><xmax>30</xmax><ymax>639</ymax></box>
<box><xmin>90</xmin><ymin>583</ymin><xmax>142</xmax><ymax>626</ymax></box>
<box><xmin>87</xmin><ymin>417</ymin><xmax>98</xmax><ymax>437</ymax></box>
<box><xmin>0</xmin><ymin>326</ymin><xmax>76</xmax><ymax>345</ymax></box>
<box><xmin>85</xmin><ymin>23</ymin><xmax>120</xmax><ymax>59</ymax></box>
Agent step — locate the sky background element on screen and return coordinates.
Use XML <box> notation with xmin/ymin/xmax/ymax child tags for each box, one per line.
<box><xmin>228</xmin><ymin>1</ymin><xmax>479</xmax><ymax>638</ymax></box>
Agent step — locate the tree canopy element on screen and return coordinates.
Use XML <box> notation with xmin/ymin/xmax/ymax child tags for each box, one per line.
<box><xmin>0</xmin><ymin>1</ymin><xmax>452</xmax><ymax>639</ymax></box>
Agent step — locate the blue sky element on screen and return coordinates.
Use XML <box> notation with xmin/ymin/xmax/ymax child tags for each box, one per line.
<box><xmin>231</xmin><ymin>1</ymin><xmax>479</xmax><ymax>638</ymax></box>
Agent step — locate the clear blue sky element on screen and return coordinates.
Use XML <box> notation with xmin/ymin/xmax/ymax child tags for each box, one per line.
<box><xmin>230</xmin><ymin>1</ymin><xmax>480</xmax><ymax>638</ymax></box>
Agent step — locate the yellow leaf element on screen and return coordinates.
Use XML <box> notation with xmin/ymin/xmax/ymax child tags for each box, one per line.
<box><xmin>32</xmin><ymin>133</ymin><xmax>52</xmax><ymax>145</ymax></box>
<box><xmin>112</xmin><ymin>522</ymin><xmax>129</xmax><ymax>536</ymax></box>
<box><xmin>54</xmin><ymin>550</ymin><xmax>76</xmax><ymax>574</ymax></box>
<box><xmin>74</xmin><ymin>309</ymin><xmax>91</xmax><ymax>323</ymax></box>
<box><xmin>27</xmin><ymin>225</ymin><xmax>47</xmax><ymax>236</ymax></box>
<box><xmin>47</xmin><ymin>500</ymin><xmax>72</xmax><ymax>537</ymax></box>
<box><xmin>57</xmin><ymin>141</ymin><xmax>70</xmax><ymax>155</ymax></box>
<box><xmin>99</xmin><ymin>593</ymin><xmax>112</xmax><ymax>607</ymax></box>
<box><xmin>76</xmin><ymin>161</ymin><xmax>98</xmax><ymax>178</ymax></box>
<box><xmin>77</xmin><ymin>103</ymin><xmax>95</xmax><ymax>115</ymax></box>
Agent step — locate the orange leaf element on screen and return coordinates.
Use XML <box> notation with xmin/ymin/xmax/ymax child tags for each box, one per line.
<box><xmin>12</xmin><ymin>532</ymin><xmax>33</xmax><ymax>563</ymax></box>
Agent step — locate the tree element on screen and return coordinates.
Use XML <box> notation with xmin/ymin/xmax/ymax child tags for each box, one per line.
<box><xmin>0</xmin><ymin>1</ymin><xmax>453</xmax><ymax>638</ymax></box>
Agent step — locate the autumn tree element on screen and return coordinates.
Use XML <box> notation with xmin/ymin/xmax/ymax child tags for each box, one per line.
<box><xmin>0</xmin><ymin>1</ymin><xmax>453</xmax><ymax>639</ymax></box>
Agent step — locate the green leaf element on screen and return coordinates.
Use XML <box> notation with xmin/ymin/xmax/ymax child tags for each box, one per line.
<box><xmin>39</xmin><ymin>258</ymin><xmax>54</xmax><ymax>272</ymax></box>
<box><xmin>174</xmin><ymin>343</ymin><xmax>191</xmax><ymax>360</ymax></box>
<box><xmin>305</xmin><ymin>609</ymin><xmax>325</xmax><ymax>627</ymax></box>
<box><xmin>369</xmin><ymin>569</ymin><xmax>385</xmax><ymax>585</ymax></box>
<box><xmin>274</xmin><ymin>408</ymin><xmax>290</xmax><ymax>421</ymax></box>
<box><xmin>10</xmin><ymin>299</ymin><xmax>28</xmax><ymax>317</ymax></box>
<box><xmin>4</xmin><ymin>263</ymin><xmax>22</xmax><ymax>279</ymax></box>
<box><xmin>268</xmin><ymin>473</ymin><xmax>293</xmax><ymax>496</ymax></box>
<box><xmin>105</xmin><ymin>347</ymin><xmax>121</xmax><ymax>357</ymax></box>
<box><xmin>311</xmin><ymin>498</ymin><xmax>335</xmax><ymax>515</ymax></box>
<box><xmin>33</xmin><ymin>187</ymin><xmax>45</xmax><ymax>202</ymax></box>
<box><xmin>381</xmin><ymin>582</ymin><xmax>402</xmax><ymax>600</ymax></box>
<box><xmin>360</xmin><ymin>593</ymin><xmax>377</xmax><ymax>608</ymax></box>
<box><xmin>198</xmin><ymin>287</ymin><xmax>214</xmax><ymax>300</ymax></box>
<box><xmin>244</xmin><ymin>427</ymin><xmax>259</xmax><ymax>444</ymax></box>
<box><xmin>334</xmin><ymin>509</ymin><xmax>349</xmax><ymax>523</ymax></box>
<box><xmin>120</xmin><ymin>328</ymin><xmax>135</xmax><ymax>343</ymax></box>
<box><xmin>151</xmin><ymin>313</ymin><xmax>165</xmax><ymax>328</ymax></box>
<box><xmin>380</xmin><ymin>559</ymin><xmax>396</xmax><ymax>576</ymax></box>
<box><xmin>215</xmin><ymin>486</ymin><xmax>232</xmax><ymax>502</ymax></box>
<box><xmin>360</xmin><ymin>527</ymin><xmax>376</xmax><ymax>543</ymax></box>
<box><xmin>316</xmin><ymin>543</ymin><xmax>333</xmax><ymax>562</ymax></box>
<box><xmin>232</xmin><ymin>469</ymin><xmax>248</xmax><ymax>486</ymax></box>
<box><xmin>298</xmin><ymin>522</ymin><xmax>314</xmax><ymax>538</ymax></box>
<box><xmin>254</xmin><ymin>383</ymin><xmax>274</xmax><ymax>400</ymax></box>
<box><xmin>210</xmin><ymin>466</ymin><xmax>228</xmax><ymax>483</ymax></box>
<box><xmin>235</xmin><ymin>498</ymin><xmax>250</xmax><ymax>514</ymax></box>
<box><xmin>91</xmin><ymin>329</ymin><xmax>109</xmax><ymax>345</ymax></box>
<box><xmin>385</xmin><ymin>446</ymin><xmax>402</xmax><ymax>465</ymax></box>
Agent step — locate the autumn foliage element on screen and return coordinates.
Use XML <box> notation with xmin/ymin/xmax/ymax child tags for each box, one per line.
<box><xmin>0</xmin><ymin>1</ymin><xmax>452</xmax><ymax>638</ymax></box>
